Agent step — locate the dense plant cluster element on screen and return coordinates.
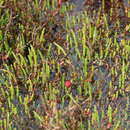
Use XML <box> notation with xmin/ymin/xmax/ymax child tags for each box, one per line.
<box><xmin>0</xmin><ymin>0</ymin><xmax>129</xmax><ymax>129</ymax></box>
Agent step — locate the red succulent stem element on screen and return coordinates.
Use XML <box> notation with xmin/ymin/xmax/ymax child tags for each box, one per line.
<box><xmin>58</xmin><ymin>0</ymin><xmax>62</xmax><ymax>8</ymax></box>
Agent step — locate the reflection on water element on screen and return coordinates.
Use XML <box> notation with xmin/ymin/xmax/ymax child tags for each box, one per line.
<box><xmin>67</xmin><ymin>0</ymin><xmax>129</xmax><ymax>15</ymax></box>
<box><xmin>70</xmin><ymin>0</ymin><xmax>85</xmax><ymax>12</ymax></box>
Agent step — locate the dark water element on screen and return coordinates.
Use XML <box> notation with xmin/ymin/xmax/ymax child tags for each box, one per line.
<box><xmin>67</xmin><ymin>0</ymin><xmax>129</xmax><ymax>14</ymax></box>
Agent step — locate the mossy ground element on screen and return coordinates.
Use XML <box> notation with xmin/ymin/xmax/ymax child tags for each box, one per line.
<box><xmin>0</xmin><ymin>0</ymin><xmax>129</xmax><ymax>129</ymax></box>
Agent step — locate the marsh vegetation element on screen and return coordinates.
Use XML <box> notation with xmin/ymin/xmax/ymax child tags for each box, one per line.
<box><xmin>0</xmin><ymin>0</ymin><xmax>129</xmax><ymax>129</ymax></box>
